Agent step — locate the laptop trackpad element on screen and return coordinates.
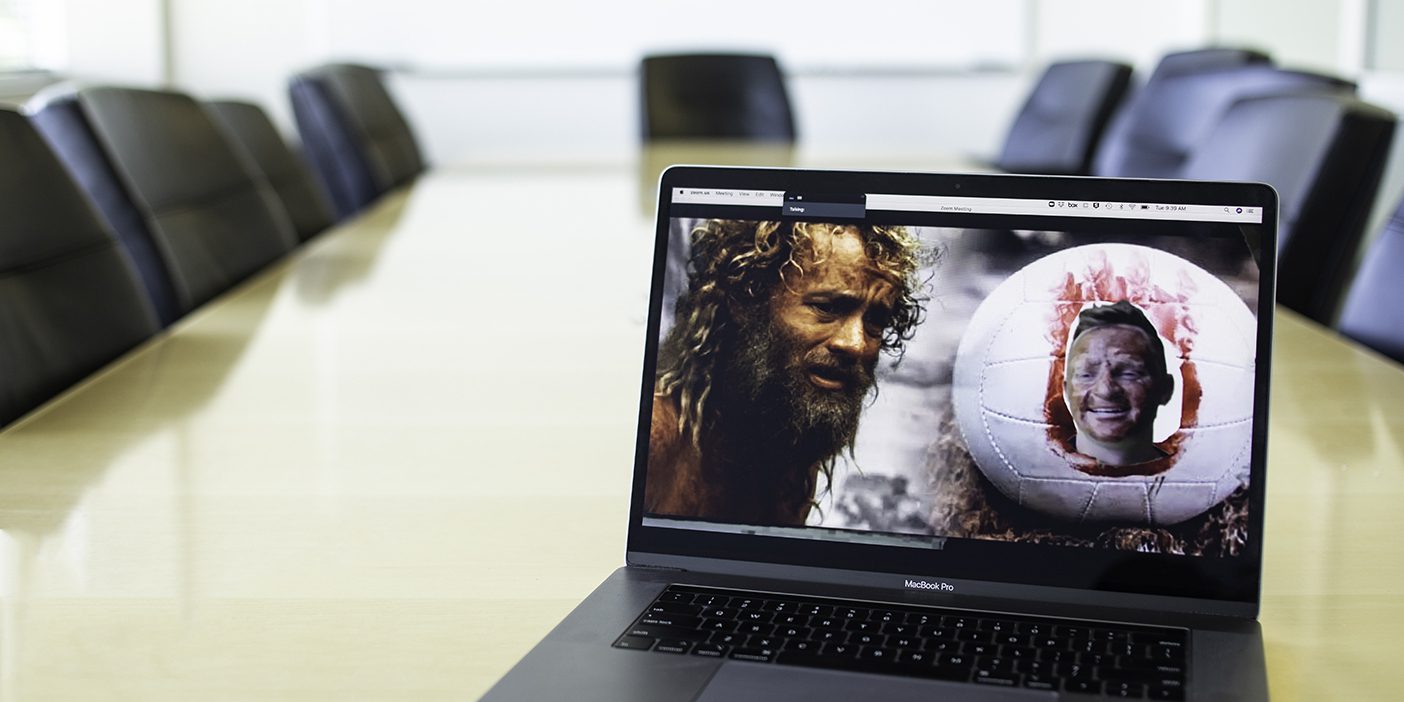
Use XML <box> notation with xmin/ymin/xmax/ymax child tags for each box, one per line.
<box><xmin>695</xmin><ymin>662</ymin><xmax>1056</xmax><ymax>702</ymax></box>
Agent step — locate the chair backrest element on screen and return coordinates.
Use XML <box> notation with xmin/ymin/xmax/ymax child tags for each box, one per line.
<box><xmin>28</xmin><ymin>87</ymin><xmax>182</xmax><ymax>326</ymax></box>
<box><xmin>289</xmin><ymin>63</ymin><xmax>425</xmax><ymax>220</ymax></box>
<box><xmin>1181</xmin><ymin>92</ymin><xmax>1397</xmax><ymax>324</ymax></box>
<box><xmin>1338</xmin><ymin>196</ymin><xmax>1404</xmax><ymax>363</ymax></box>
<box><xmin>1095</xmin><ymin>64</ymin><xmax>1354</xmax><ymax>179</ymax></box>
<box><xmin>641</xmin><ymin>53</ymin><xmax>796</xmax><ymax>141</ymax></box>
<box><xmin>30</xmin><ymin>87</ymin><xmax>299</xmax><ymax>319</ymax></box>
<box><xmin>996</xmin><ymin>60</ymin><xmax>1133</xmax><ymax>175</ymax></box>
<box><xmin>0</xmin><ymin>108</ymin><xmax>157</xmax><ymax>427</ymax></box>
<box><xmin>1091</xmin><ymin>47</ymin><xmax>1272</xmax><ymax>178</ymax></box>
<box><xmin>1145</xmin><ymin>47</ymin><xmax>1271</xmax><ymax>83</ymax></box>
<box><xmin>207</xmin><ymin>99</ymin><xmax>334</xmax><ymax>242</ymax></box>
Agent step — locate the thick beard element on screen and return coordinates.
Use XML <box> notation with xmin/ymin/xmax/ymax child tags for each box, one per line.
<box><xmin>716</xmin><ymin>310</ymin><xmax>874</xmax><ymax>462</ymax></box>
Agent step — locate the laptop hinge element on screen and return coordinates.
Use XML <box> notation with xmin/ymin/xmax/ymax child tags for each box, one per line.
<box><xmin>630</xmin><ymin>564</ymin><xmax>687</xmax><ymax>573</ymax></box>
<box><xmin>626</xmin><ymin>552</ymin><xmax>687</xmax><ymax>572</ymax></box>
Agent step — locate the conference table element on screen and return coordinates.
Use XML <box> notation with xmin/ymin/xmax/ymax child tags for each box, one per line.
<box><xmin>0</xmin><ymin>146</ymin><xmax>1401</xmax><ymax>701</ymax></box>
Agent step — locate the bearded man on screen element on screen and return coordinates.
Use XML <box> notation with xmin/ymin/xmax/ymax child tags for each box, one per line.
<box><xmin>645</xmin><ymin>219</ymin><xmax>925</xmax><ymax>527</ymax></box>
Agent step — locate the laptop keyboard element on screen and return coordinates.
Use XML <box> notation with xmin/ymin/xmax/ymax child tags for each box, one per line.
<box><xmin>613</xmin><ymin>585</ymin><xmax>1187</xmax><ymax>700</ymax></box>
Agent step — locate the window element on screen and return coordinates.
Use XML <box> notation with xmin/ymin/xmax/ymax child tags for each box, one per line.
<box><xmin>0</xmin><ymin>0</ymin><xmax>63</xmax><ymax>72</ymax></box>
<box><xmin>1370</xmin><ymin>0</ymin><xmax>1404</xmax><ymax>71</ymax></box>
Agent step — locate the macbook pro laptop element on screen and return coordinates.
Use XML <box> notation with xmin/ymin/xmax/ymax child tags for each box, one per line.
<box><xmin>483</xmin><ymin>166</ymin><xmax>1275</xmax><ymax>701</ymax></box>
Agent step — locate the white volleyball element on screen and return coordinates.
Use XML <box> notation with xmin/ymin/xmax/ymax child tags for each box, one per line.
<box><xmin>951</xmin><ymin>244</ymin><xmax>1256</xmax><ymax>525</ymax></box>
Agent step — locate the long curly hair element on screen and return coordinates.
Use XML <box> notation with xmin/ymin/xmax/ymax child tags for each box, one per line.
<box><xmin>657</xmin><ymin>219</ymin><xmax>927</xmax><ymax>450</ymax></box>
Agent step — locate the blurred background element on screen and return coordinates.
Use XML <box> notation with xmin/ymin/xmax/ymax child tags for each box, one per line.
<box><xmin>0</xmin><ymin>1</ymin><xmax>1399</xmax><ymax>174</ymax></box>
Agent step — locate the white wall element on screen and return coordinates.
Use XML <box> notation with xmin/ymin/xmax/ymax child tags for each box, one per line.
<box><xmin>42</xmin><ymin>0</ymin><xmax>1404</xmax><ymax>179</ymax></box>
<box><xmin>1376</xmin><ymin>0</ymin><xmax>1404</xmax><ymax>71</ymax></box>
<box><xmin>1212</xmin><ymin>0</ymin><xmax>1364</xmax><ymax>74</ymax></box>
<box><xmin>167</xmin><ymin>0</ymin><xmax>320</xmax><ymax>129</ymax></box>
<box><xmin>62</xmin><ymin>0</ymin><xmax>165</xmax><ymax>86</ymax></box>
<box><xmin>1032</xmin><ymin>0</ymin><xmax>1210</xmax><ymax>73</ymax></box>
<box><xmin>393</xmin><ymin>71</ymin><xmax>1028</xmax><ymax>166</ymax></box>
<box><xmin>318</xmin><ymin>0</ymin><xmax>1027</xmax><ymax>71</ymax></box>
<box><xmin>156</xmin><ymin>0</ymin><xmax>1044</xmax><ymax>164</ymax></box>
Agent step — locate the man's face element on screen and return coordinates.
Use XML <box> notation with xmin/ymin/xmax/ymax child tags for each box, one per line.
<box><xmin>769</xmin><ymin>227</ymin><xmax>894</xmax><ymax>395</ymax></box>
<box><xmin>722</xmin><ymin>227</ymin><xmax>897</xmax><ymax>448</ymax></box>
<box><xmin>1064</xmin><ymin>324</ymin><xmax>1170</xmax><ymax>445</ymax></box>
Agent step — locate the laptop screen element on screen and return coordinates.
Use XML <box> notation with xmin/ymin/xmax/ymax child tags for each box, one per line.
<box><xmin>631</xmin><ymin>167</ymin><xmax>1275</xmax><ymax>607</ymax></box>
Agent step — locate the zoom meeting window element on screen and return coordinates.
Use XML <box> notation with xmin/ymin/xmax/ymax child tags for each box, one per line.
<box><xmin>643</xmin><ymin>190</ymin><xmax>1263</xmax><ymax>559</ymax></box>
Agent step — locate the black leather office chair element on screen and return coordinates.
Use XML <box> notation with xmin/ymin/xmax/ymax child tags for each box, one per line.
<box><xmin>1338</xmin><ymin>195</ymin><xmax>1404</xmax><ymax>364</ymax></box>
<box><xmin>641</xmin><ymin>53</ymin><xmax>796</xmax><ymax>141</ymax></box>
<box><xmin>1181</xmin><ymin>92</ymin><xmax>1396</xmax><ymax>324</ymax></box>
<box><xmin>289</xmin><ymin>63</ymin><xmax>425</xmax><ymax>220</ymax></box>
<box><xmin>1091</xmin><ymin>47</ymin><xmax>1274</xmax><ymax>178</ymax></box>
<box><xmin>207</xmin><ymin>99</ymin><xmax>334</xmax><ymax>242</ymax></box>
<box><xmin>27</xmin><ymin>88</ymin><xmax>183</xmax><ymax>326</ymax></box>
<box><xmin>1094</xmin><ymin>64</ymin><xmax>1353</xmax><ymax>179</ymax></box>
<box><xmin>29</xmin><ymin>87</ymin><xmax>299</xmax><ymax>320</ymax></box>
<box><xmin>0</xmin><ymin>108</ymin><xmax>157</xmax><ymax>427</ymax></box>
<box><xmin>1143</xmin><ymin>47</ymin><xmax>1271</xmax><ymax>83</ymax></box>
<box><xmin>995</xmin><ymin>60</ymin><xmax>1132</xmax><ymax>175</ymax></box>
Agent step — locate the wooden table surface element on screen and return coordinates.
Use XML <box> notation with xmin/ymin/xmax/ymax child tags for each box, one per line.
<box><xmin>0</xmin><ymin>157</ymin><xmax>1400</xmax><ymax>701</ymax></box>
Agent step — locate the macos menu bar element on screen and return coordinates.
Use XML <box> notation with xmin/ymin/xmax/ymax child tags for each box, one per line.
<box><xmin>672</xmin><ymin>188</ymin><xmax>1265</xmax><ymax>224</ymax></box>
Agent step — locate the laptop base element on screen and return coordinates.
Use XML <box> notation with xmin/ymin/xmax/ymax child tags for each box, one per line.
<box><xmin>480</xmin><ymin>566</ymin><xmax>1267</xmax><ymax>701</ymax></box>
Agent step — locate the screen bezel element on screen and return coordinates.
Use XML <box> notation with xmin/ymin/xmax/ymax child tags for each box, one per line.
<box><xmin>626</xmin><ymin>165</ymin><xmax>1277</xmax><ymax>607</ymax></box>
